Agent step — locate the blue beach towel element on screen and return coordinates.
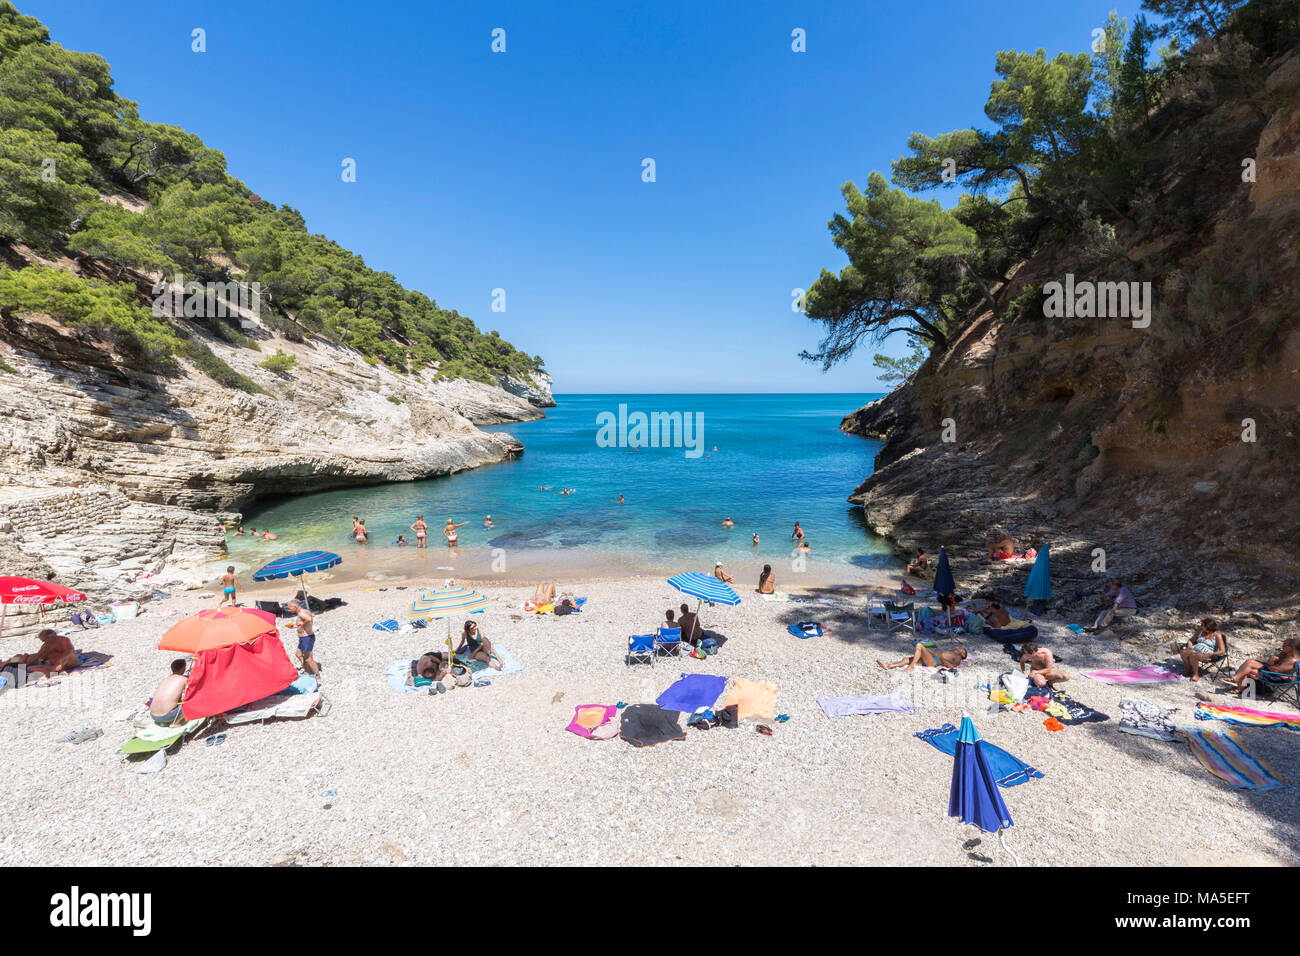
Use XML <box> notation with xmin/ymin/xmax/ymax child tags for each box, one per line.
<box><xmin>915</xmin><ymin>723</ymin><xmax>1045</xmax><ymax>787</ymax></box>
<box><xmin>456</xmin><ymin>644</ymin><xmax>523</xmax><ymax>677</ymax></box>
<box><xmin>656</xmin><ymin>673</ymin><xmax>728</xmax><ymax>713</ymax></box>
<box><xmin>787</xmin><ymin>621</ymin><xmax>823</xmax><ymax>639</ymax></box>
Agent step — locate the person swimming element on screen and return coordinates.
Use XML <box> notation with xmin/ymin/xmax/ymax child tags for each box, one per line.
<box><xmin>484</xmin><ymin>515</ymin><xmax>493</xmax><ymax>528</ymax></box>
<box><xmin>752</xmin><ymin>533</ymin><xmax>760</xmax><ymax>546</ymax></box>
<box><xmin>395</xmin><ymin>535</ymin><xmax>408</xmax><ymax>546</ymax></box>
<box><xmin>722</xmin><ymin>516</ymin><xmax>734</xmax><ymax>527</ymax></box>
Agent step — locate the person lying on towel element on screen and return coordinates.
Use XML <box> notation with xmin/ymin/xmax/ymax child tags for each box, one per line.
<box><xmin>4</xmin><ymin>628</ymin><xmax>78</xmax><ymax>679</ymax></box>
<box><xmin>980</xmin><ymin>601</ymin><xmax>1011</xmax><ymax>628</ymax></box>
<box><xmin>877</xmin><ymin>644</ymin><xmax>967</xmax><ymax>671</ymax></box>
<box><xmin>409</xmin><ymin>651</ymin><xmax>451</xmax><ymax>687</ymax></box>
<box><xmin>1019</xmin><ymin>642</ymin><xmax>1068</xmax><ymax>688</ymax></box>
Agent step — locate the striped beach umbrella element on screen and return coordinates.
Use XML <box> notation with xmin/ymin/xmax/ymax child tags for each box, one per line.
<box><xmin>252</xmin><ymin>550</ymin><xmax>342</xmax><ymax>605</ymax></box>
<box><xmin>667</xmin><ymin>572</ymin><xmax>741</xmax><ymax>607</ymax></box>
<box><xmin>409</xmin><ymin>586</ymin><xmax>490</xmax><ymax>661</ymax></box>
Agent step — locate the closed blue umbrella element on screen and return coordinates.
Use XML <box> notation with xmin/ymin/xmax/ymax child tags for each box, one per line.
<box><xmin>1025</xmin><ymin>542</ymin><xmax>1051</xmax><ymax>614</ymax></box>
<box><xmin>933</xmin><ymin>547</ymin><xmax>956</xmax><ymax>627</ymax></box>
<box><xmin>252</xmin><ymin>550</ymin><xmax>342</xmax><ymax>605</ymax></box>
<box><xmin>949</xmin><ymin>716</ymin><xmax>1018</xmax><ymax>863</ymax></box>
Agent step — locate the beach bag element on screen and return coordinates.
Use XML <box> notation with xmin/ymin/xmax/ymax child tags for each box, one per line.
<box><xmin>69</xmin><ymin>610</ymin><xmax>98</xmax><ymax>629</ymax></box>
<box><xmin>965</xmin><ymin>614</ymin><xmax>984</xmax><ymax>635</ymax></box>
<box><xmin>450</xmin><ymin>664</ymin><xmax>473</xmax><ymax>688</ymax></box>
<box><xmin>699</xmin><ymin>637</ymin><xmax>718</xmax><ymax>656</ymax></box>
<box><xmin>96</xmin><ymin>612</ymin><xmax>116</xmax><ymax>627</ymax></box>
<box><xmin>717</xmin><ymin>704</ymin><xmax>739</xmax><ymax>729</ymax></box>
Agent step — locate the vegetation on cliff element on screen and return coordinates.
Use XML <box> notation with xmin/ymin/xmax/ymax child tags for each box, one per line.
<box><xmin>802</xmin><ymin>0</ymin><xmax>1300</xmax><ymax>384</ymax></box>
<box><xmin>0</xmin><ymin>1</ymin><xmax>542</xmax><ymax>386</ymax></box>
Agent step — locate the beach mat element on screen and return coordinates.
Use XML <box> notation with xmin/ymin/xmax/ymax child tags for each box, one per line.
<box><xmin>619</xmin><ymin>704</ymin><xmax>686</xmax><ymax>748</ymax></box>
<box><xmin>1118</xmin><ymin>698</ymin><xmax>1179</xmax><ymax>741</ymax></box>
<box><xmin>787</xmin><ymin>622</ymin><xmax>823</xmax><ymax>639</ymax></box>
<box><xmin>656</xmin><ymin>673</ymin><xmax>727</xmax><ymax>713</ymax></box>
<box><xmin>566</xmin><ymin>704</ymin><xmax>619</xmax><ymax>739</ymax></box>
<box><xmin>121</xmin><ymin>717</ymin><xmax>207</xmax><ymax>755</ymax></box>
<box><xmin>1081</xmin><ymin>664</ymin><xmax>1183</xmax><ymax>685</ymax></box>
<box><xmin>723</xmin><ymin>678</ymin><xmax>779</xmax><ymax>720</ymax></box>
<box><xmin>1180</xmin><ymin>727</ymin><xmax>1289</xmax><ymax>790</ymax></box>
<box><xmin>456</xmin><ymin>644</ymin><xmax>522</xmax><ymax>677</ymax></box>
<box><xmin>817</xmin><ymin>691</ymin><xmax>914</xmax><ymax>718</ymax></box>
<box><xmin>915</xmin><ymin>723</ymin><xmax>1044</xmax><ymax>787</ymax></box>
<box><xmin>1194</xmin><ymin>702</ymin><xmax>1300</xmax><ymax>730</ymax></box>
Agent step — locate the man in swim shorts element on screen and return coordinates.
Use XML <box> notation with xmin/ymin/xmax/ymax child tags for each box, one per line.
<box><xmin>284</xmin><ymin>600</ymin><xmax>320</xmax><ymax>684</ymax></box>
<box><xmin>1019</xmin><ymin>642</ymin><xmax>1068</xmax><ymax>687</ymax></box>
<box><xmin>150</xmin><ymin>659</ymin><xmax>189</xmax><ymax>725</ymax></box>
<box><xmin>220</xmin><ymin>565</ymin><xmax>239</xmax><ymax>607</ymax></box>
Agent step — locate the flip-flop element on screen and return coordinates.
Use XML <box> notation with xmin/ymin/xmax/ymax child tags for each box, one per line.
<box><xmin>205</xmin><ymin>734</ymin><xmax>227</xmax><ymax>747</ymax></box>
<box><xmin>474</xmin><ymin>679</ymin><xmax>491</xmax><ymax>687</ymax></box>
<box><xmin>775</xmin><ymin>714</ymin><xmax>790</xmax><ymax>723</ymax></box>
<box><xmin>756</xmin><ymin>725</ymin><xmax>773</xmax><ymax>736</ymax></box>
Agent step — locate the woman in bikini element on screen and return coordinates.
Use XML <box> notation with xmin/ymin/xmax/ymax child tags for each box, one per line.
<box><xmin>410</xmin><ymin>515</ymin><xmax>429</xmax><ymax>549</ymax></box>
<box><xmin>878</xmin><ymin>644</ymin><xmax>968</xmax><ymax>671</ymax></box>
<box><xmin>443</xmin><ymin>517</ymin><xmax>468</xmax><ymax>547</ymax></box>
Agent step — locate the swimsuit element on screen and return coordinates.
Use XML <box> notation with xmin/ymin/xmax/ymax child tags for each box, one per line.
<box><xmin>298</xmin><ymin>633</ymin><xmax>315</xmax><ymax>654</ymax></box>
<box><xmin>223</xmin><ymin>586</ymin><xmax>235</xmax><ymax>595</ymax></box>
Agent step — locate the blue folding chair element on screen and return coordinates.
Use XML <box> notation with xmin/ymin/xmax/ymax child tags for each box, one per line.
<box><xmin>627</xmin><ymin>633</ymin><xmax>655</xmax><ymax>667</ymax></box>
<box><xmin>1257</xmin><ymin>660</ymin><xmax>1300</xmax><ymax>709</ymax></box>
<box><xmin>654</xmin><ymin>626</ymin><xmax>683</xmax><ymax>658</ymax></box>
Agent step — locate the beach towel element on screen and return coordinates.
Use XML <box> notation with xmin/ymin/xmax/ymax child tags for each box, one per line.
<box><xmin>723</xmin><ymin>678</ymin><xmax>780</xmax><ymax>720</ymax></box>
<box><xmin>1033</xmin><ymin>686</ymin><xmax>1110</xmax><ymax>724</ymax></box>
<box><xmin>120</xmin><ymin>716</ymin><xmax>207</xmax><ymax>755</ymax></box>
<box><xmin>372</xmin><ymin>619</ymin><xmax>400</xmax><ymax>632</ymax></box>
<box><xmin>71</xmin><ymin>651</ymin><xmax>112</xmax><ymax>672</ymax></box>
<box><xmin>817</xmin><ymin>690</ymin><xmax>914</xmax><ymax>718</ymax></box>
<box><xmin>761</xmin><ymin>592</ymin><xmax>790</xmax><ymax>602</ymax></box>
<box><xmin>566</xmin><ymin>704</ymin><xmax>619</xmax><ymax>739</ymax></box>
<box><xmin>787</xmin><ymin>622</ymin><xmax>823</xmax><ymax>639</ymax></box>
<box><xmin>619</xmin><ymin>704</ymin><xmax>686</xmax><ymax>748</ymax></box>
<box><xmin>1118</xmin><ymin>698</ymin><xmax>1179</xmax><ymax>741</ymax></box>
<box><xmin>985</xmin><ymin>624</ymin><xmax>1038</xmax><ymax>643</ymax></box>
<box><xmin>385</xmin><ymin>659</ymin><xmax>420</xmax><ymax>693</ymax></box>
<box><xmin>225</xmin><ymin>689</ymin><xmax>325</xmax><ymax>724</ymax></box>
<box><xmin>456</xmin><ymin>644</ymin><xmax>522</xmax><ymax>677</ymax></box>
<box><xmin>656</xmin><ymin>673</ymin><xmax>728</xmax><ymax>713</ymax></box>
<box><xmin>1194</xmin><ymin>702</ymin><xmax>1300</xmax><ymax>731</ymax></box>
<box><xmin>1180</xmin><ymin>727</ymin><xmax>1289</xmax><ymax>790</ymax></box>
<box><xmin>1081</xmin><ymin>664</ymin><xmax>1182</xmax><ymax>685</ymax></box>
<box><xmin>915</xmin><ymin>723</ymin><xmax>1044</xmax><ymax>787</ymax></box>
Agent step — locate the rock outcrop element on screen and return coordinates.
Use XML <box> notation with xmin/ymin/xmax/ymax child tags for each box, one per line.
<box><xmin>841</xmin><ymin>49</ymin><xmax>1300</xmax><ymax>617</ymax></box>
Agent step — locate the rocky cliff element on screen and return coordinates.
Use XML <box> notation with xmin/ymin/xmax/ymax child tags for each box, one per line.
<box><xmin>842</xmin><ymin>49</ymin><xmax>1300</xmax><ymax>620</ymax></box>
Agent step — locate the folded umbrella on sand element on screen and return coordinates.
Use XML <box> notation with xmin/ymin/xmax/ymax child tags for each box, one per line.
<box><xmin>949</xmin><ymin>715</ymin><xmax>1018</xmax><ymax>865</ymax></box>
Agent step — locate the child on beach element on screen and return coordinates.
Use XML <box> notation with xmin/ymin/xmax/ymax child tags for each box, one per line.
<box><xmin>220</xmin><ymin>566</ymin><xmax>239</xmax><ymax>606</ymax></box>
<box><xmin>395</xmin><ymin>535</ymin><xmax>407</xmax><ymax>546</ymax></box>
<box><xmin>713</xmin><ymin>562</ymin><xmax>734</xmax><ymax>584</ymax></box>
<box><xmin>284</xmin><ymin>600</ymin><xmax>320</xmax><ymax>684</ymax></box>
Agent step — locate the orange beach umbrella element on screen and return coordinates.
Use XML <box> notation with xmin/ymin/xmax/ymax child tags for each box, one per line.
<box><xmin>158</xmin><ymin>606</ymin><xmax>277</xmax><ymax>653</ymax></box>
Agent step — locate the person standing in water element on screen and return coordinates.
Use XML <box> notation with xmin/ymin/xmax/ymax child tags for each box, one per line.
<box><xmin>791</xmin><ymin>521</ymin><xmax>804</xmax><ymax>543</ymax></box>
<box><xmin>410</xmin><ymin>515</ymin><xmax>428</xmax><ymax>549</ymax></box>
<box><xmin>443</xmin><ymin>518</ymin><xmax>468</xmax><ymax>546</ymax></box>
<box><xmin>483</xmin><ymin>515</ymin><xmax>493</xmax><ymax>528</ymax></box>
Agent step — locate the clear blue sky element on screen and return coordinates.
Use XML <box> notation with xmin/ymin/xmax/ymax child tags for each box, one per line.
<box><xmin>23</xmin><ymin>0</ymin><xmax>1143</xmax><ymax>392</ymax></box>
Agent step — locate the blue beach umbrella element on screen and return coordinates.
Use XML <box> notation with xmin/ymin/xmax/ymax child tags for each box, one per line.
<box><xmin>1025</xmin><ymin>542</ymin><xmax>1052</xmax><ymax>613</ymax></box>
<box><xmin>252</xmin><ymin>550</ymin><xmax>342</xmax><ymax>604</ymax></box>
<box><xmin>949</xmin><ymin>716</ymin><xmax>1018</xmax><ymax>863</ymax></box>
<box><xmin>667</xmin><ymin>572</ymin><xmax>741</xmax><ymax>607</ymax></box>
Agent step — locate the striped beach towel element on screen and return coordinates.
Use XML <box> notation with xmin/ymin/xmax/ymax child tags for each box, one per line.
<box><xmin>1180</xmin><ymin>727</ymin><xmax>1289</xmax><ymax>790</ymax></box>
<box><xmin>1194</xmin><ymin>702</ymin><xmax>1300</xmax><ymax>731</ymax></box>
<box><xmin>1080</xmin><ymin>664</ymin><xmax>1183</xmax><ymax>685</ymax></box>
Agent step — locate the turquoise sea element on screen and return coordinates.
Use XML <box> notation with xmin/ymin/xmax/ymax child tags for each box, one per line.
<box><xmin>229</xmin><ymin>393</ymin><xmax>895</xmax><ymax>584</ymax></box>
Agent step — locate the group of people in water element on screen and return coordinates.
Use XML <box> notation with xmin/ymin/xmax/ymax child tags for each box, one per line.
<box><xmin>227</xmin><ymin>525</ymin><xmax>277</xmax><ymax>540</ymax></box>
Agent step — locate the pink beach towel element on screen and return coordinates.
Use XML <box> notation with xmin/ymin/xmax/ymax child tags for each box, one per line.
<box><xmin>1081</xmin><ymin>665</ymin><xmax>1183</xmax><ymax>685</ymax></box>
<box><xmin>566</xmin><ymin>704</ymin><xmax>619</xmax><ymax>739</ymax></box>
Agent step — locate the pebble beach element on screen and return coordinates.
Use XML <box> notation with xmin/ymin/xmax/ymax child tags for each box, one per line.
<box><xmin>2</xmin><ymin>574</ymin><xmax>1297</xmax><ymax>867</ymax></box>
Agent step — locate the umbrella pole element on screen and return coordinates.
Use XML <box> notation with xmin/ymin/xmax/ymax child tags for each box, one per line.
<box><xmin>997</xmin><ymin>827</ymin><xmax>1020</xmax><ymax>867</ymax></box>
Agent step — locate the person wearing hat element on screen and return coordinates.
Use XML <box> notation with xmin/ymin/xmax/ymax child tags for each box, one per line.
<box><xmin>483</xmin><ymin>515</ymin><xmax>493</xmax><ymax>528</ymax></box>
<box><xmin>713</xmin><ymin>561</ymin><xmax>734</xmax><ymax>584</ymax></box>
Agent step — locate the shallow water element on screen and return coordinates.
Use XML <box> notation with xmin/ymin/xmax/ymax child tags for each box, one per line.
<box><xmin>228</xmin><ymin>393</ymin><xmax>896</xmax><ymax>586</ymax></box>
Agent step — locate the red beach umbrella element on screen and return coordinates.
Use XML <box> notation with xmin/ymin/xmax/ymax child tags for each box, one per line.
<box><xmin>158</xmin><ymin>606</ymin><xmax>277</xmax><ymax>653</ymax></box>
<box><xmin>0</xmin><ymin>577</ymin><xmax>87</xmax><ymax>640</ymax></box>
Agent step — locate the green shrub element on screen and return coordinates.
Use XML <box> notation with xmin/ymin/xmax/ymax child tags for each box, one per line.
<box><xmin>259</xmin><ymin>349</ymin><xmax>297</xmax><ymax>373</ymax></box>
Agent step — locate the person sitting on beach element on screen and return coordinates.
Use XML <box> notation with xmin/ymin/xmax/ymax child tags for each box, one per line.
<box><xmin>661</xmin><ymin>609</ymin><xmax>678</xmax><ymax>633</ymax></box>
<box><xmin>722</xmin><ymin>516</ymin><xmax>734</xmax><ymax>527</ymax></box>
<box><xmin>713</xmin><ymin>562</ymin><xmax>734</xmax><ymax>584</ymax></box>
<box><xmin>677</xmin><ymin>603</ymin><xmax>702</xmax><ymax>646</ymax></box>
<box><xmin>150</xmin><ymin>659</ymin><xmax>189</xmax><ymax>725</ymax></box>
<box><xmin>1171</xmin><ymin>617</ymin><xmax>1226</xmax><ymax>682</ymax></box>
<box><xmin>219</xmin><ymin>565</ymin><xmax>239</xmax><ymax>607</ymax></box>
<box><xmin>1228</xmin><ymin>638</ymin><xmax>1299</xmax><ymax>694</ymax></box>
<box><xmin>905</xmin><ymin>549</ymin><xmax>929</xmax><ymax>575</ymax></box>
<box><xmin>4</xmin><ymin>628</ymin><xmax>79</xmax><ymax>680</ymax></box>
<box><xmin>410</xmin><ymin>651</ymin><xmax>450</xmax><ymax>688</ymax></box>
<box><xmin>981</xmin><ymin>600</ymin><xmax>1011</xmax><ymax>628</ymax></box>
<box><xmin>1090</xmin><ymin>579</ymin><xmax>1136</xmax><ymax>630</ymax></box>
<box><xmin>878</xmin><ymin>644</ymin><xmax>968</xmax><ymax>671</ymax></box>
<box><xmin>456</xmin><ymin>620</ymin><xmax>503</xmax><ymax>671</ymax></box>
<box><xmin>443</xmin><ymin>517</ymin><xmax>468</xmax><ymax>546</ymax></box>
<box><xmin>410</xmin><ymin>515</ymin><xmax>428</xmax><ymax>549</ymax></box>
<box><xmin>283</xmin><ymin>600</ymin><xmax>320</xmax><ymax>684</ymax></box>
<box><xmin>985</xmin><ymin>531</ymin><xmax>1015</xmax><ymax>560</ymax></box>
<box><xmin>1019</xmin><ymin>642</ymin><xmax>1068</xmax><ymax>687</ymax></box>
<box><xmin>757</xmin><ymin>564</ymin><xmax>775</xmax><ymax>595</ymax></box>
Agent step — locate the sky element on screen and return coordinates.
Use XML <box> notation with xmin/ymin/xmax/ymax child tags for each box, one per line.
<box><xmin>23</xmin><ymin>0</ymin><xmax>1145</xmax><ymax>392</ymax></box>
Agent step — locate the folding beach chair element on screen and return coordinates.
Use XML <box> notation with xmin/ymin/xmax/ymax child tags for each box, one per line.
<box><xmin>884</xmin><ymin>602</ymin><xmax>916</xmax><ymax>635</ymax></box>
<box><xmin>866</xmin><ymin>596</ymin><xmax>888</xmax><ymax>630</ymax></box>
<box><xmin>655</xmin><ymin>626</ymin><xmax>683</xmax><ymax>658</ymax></box>
<box><xmin>627</xmin><ymin>633</ymin><xmax>655</xmax><ymax>667</ymax></box>
<box><xmin>1257</xmin><ymin>660</ymin><xmax>1300</xmax><ymax>709</ymax></box>
<box><xmin>1199</xmin><ymin>635</ymin><xmax>1229</xmax><ymax>681</ymax></box>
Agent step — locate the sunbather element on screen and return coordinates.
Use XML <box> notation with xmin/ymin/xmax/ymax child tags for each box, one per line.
<box><xmin>878</xmin><ymin>644</ymin><xmax>968</xmax><ymax>671</ymax></box>
<box><xmin>1019</xmin><ymin>642</ymin><xmax>1068</xmax><ymax>687</ymax></box>
<box><xmin>530</xmin><ymin>581</ymin><xmax>556</xmax><ymax>608</ymax></box>
<box><xmin>905</xmin><ymin>549</ymin><xmax>928</xmax><ymax>575</ymax></box>
<box><xmin>1228</xmin><ymin>638</ymin><xmax>1298</xmax><ymax>693</ymax></box>
<box><xmin>713</xmin><ymin>562</ymin><xmax>734</xmax><ymax>584</ymax></box>
<box><xmin>986</xmin><ymin>530</ymin><xmax>1015</xmax><ymax>560</ymax></box>
<box><xmin>1171</xmin><ymin>617</ymin><xmax>1225</xmax><ymax>681</ymax></box>
<box><xmin>4</xmin><ymin>628</ymin><xmax>78</xmax><ymax>680</ymax></box>
<box><xmin>410</xmin><ymin>651</ymin><xmax>450</xmax><ymax>686</ymax></box>
<box><xmin>660</xmin><ymin>608</ymin><xmax>678</xmax><ymax>632</ymax></box>
<box><xmin>757</xmin><ymin>564</ymin><xmax>775</xmax><ymax>594</ymax></box>
<box><xmin>981</xmin><ymin>601</ymin><xmax>1011</xmax><ymax>628</ymax></box>
<box><xmin>150</xmin><ymin>659</ymin><xmax>189</xmax><ymax>725</ymax></box>
<box><xmin>456</xmin><ymin>620</ymin><xmax>503</xmax><ymax>670</ymax></box>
